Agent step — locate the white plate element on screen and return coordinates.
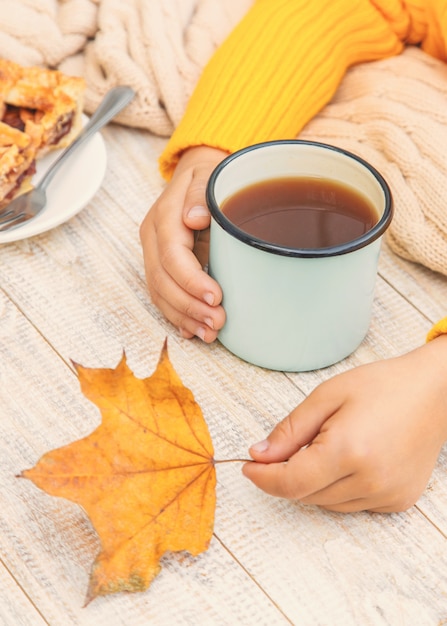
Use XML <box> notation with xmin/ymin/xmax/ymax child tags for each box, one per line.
<box><xmin>0</xmin><ymin>126</ymin><xmax>107</xmax><ymax>244</ymax></box>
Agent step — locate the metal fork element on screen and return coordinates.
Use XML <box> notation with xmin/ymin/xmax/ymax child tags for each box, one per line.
<box><xmin>0</xmin><ymin>85</ymin><xmax>135</xmax><ymax>232</ymax></box>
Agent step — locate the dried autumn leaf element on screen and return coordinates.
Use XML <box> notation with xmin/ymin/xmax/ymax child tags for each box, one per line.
<box><xmin>21</xmin><ymin>339</ymin><xmax>216</xmax><ymax>602</ymax></box>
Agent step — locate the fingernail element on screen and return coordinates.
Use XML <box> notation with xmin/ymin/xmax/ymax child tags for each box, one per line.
<box><xmin>204</xmin><ymin>317</ymin><xmax>214</xmax><ymax>329</ymax></box>
<box><xmin>188</xmin><ymin>205</ymin><xmax>209</xmax><ymax>218</ymax></box>
<box><xmin>195</xmin><ymin>327</ymin><xmax>206</xmax><ymax>341</ymax></box>
<box><xmin>203</xmin><ymin>292</ymin><xmax>215</xmax><ymax>306</ymax></box>
<box><xmin>250</xmin><ymin>439</ymin><xmax>269</xmax><ymax>453</ymax></box>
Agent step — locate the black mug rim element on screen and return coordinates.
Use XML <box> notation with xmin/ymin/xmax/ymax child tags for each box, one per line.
<box><xmin>206</xmin><ymin>140</ymin><xmax>393</xmax><ymax>258</ymax></box>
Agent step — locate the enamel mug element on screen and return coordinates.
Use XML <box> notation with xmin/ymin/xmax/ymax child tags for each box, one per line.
<box><xmin>206</xmin><ymin>140</ymin><xmax>393</xmax><ymax>371</ymax></box>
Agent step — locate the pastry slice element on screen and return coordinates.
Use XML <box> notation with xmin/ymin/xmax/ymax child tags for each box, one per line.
<box><xmin>0</xmin><ymin>120</ymin><xmax>39</xmax><ymax>209</ymax></box>
<box><xmin>0</xmin><ymin>59</ymin><xmax>85</xmax><ymax>156</ymax></box>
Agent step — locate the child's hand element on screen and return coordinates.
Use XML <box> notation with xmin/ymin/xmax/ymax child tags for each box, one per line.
<box><xmin>243</xmin><ymin>337</ymin><xmax>447</xmax><ymax>512</ymax></box>
<box><xmin>140</xmin><ymin>146</ymin><xmax>228</xmax><ymax>342</ymax></box>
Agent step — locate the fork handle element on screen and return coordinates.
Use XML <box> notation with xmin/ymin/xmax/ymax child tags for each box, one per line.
<box><xmin>38</xmin><ymin>86</ymin><xmax>135</xmax><ymax>192</ymax></box>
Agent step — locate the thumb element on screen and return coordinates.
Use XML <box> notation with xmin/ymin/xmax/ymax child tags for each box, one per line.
<box><xmin>247</xmin><ymin>384</ymin><xmax>343</xmax><ymax>464</ymax></box>
<box><xmin>183</xmin><ymin>176</ymin><xmax>211</xmax><ymax>231</ymax></box>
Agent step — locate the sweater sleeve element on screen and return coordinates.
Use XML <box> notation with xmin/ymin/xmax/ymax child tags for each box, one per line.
<box><xmin>159</xmin><ymin>0</ymin><xmax>447</xmax><ymax>180</ymax></box>
<box><xmin>159</xmin><ymin>0</ymin><xmax>406</xmax><ymax>179</ymax></box>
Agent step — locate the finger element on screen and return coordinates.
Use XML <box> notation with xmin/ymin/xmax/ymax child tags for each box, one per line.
<box><xmin>184</xmin><ymin>201</ymin><xmax>211</xmax><ymax>231</ymax></box>
<box><xmin>140</xmin><ymin>168</ymin><xmax>220</xmax><ymax>308</ymax></box>
<box><xmin>142</xmin><ymin>211</ymin><xmax>221</xmax><ymax>313</ymax></box>
<box><xmin>299</xmin><ymin>475</ymin><xmax>356</xmax><ymax>507</ymax></box>
<box><xmin>298</xmin><ymin>473</ymin><xmax>386</xmax><ymax>511</ymax></box>
<box><xmin>299</xmin><ymin>470</ymin><xmax>410</xmax><ymax>511</ymax></box>
<box><xmin>156</xmin><ymin>218</ymin><xmax>222</xmax><ymax>309</ymax></box>
<box><xmin>248</xmin><ymin>381</ymin><xmax>345</xmax><ymax>464</ymax></box>
<box><xmin>156</xmin><ymin>293</ymin><xmax>221</xmax><ymax>343</ymax></box>
<box><xmin>245</xmin><ymin>434</ymin><xmax>421</xmax><ymax>513</ymax></box>
<box><xmin>183</xmin><ymin>164</ymin><xmax>210</xmax><ymax>230</ymax></box>
<box><xmin>320</xmin><ymin>498</ymin><xmax>408</xmax><ymax>513</ymax></box>
<box><xmin>319</xmin><ymin>499</ymin><xmax>374</xmax><ymax>513</ymax></box>
<box><xmin>243</xmin><ymin>457</ymin><xmax>404</xmax><ymax>512</ymax></box>
<box><xmin>193</xmin><ymin>228</ymin><xmax>210</xmax><ymax>269</ymax></box>
<box><xmin>179</xmin><ymin>328</ymin><xmax>194</xmax><ymax>339</ymax></box>
<box><xmin>147</xmin><ymin>257</ymin><xmax>225</xmax><ymax>340</ymax></box>
<box><xmin>182</xmin><ymin>152</ymin><xmax>227</xmax><ymax>230</ymax></box>
<box><xmin>308</xmin><ymin>480</ymin><xmax>420</xmax><ymax>513</ymax></box>
<box><xmin>242</xmin><ymin>437</ymin><xmax>348</xmax><ymax>500</ymax></box>
<box><xmin>141</xmin><ymin>219</ymin><xmax>225</xmax><ymax>335</ymax></box>
<box><xmin>153</xmin><ymin>250</ymin><xmax>225</xmax><ymax>330</ymax></box>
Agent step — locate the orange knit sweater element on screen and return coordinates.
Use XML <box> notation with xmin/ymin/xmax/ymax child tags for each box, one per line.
<box><xmin>159</xmin><ymin>0</ymin><xmax>447</xmax><ymax>340</ymax></box>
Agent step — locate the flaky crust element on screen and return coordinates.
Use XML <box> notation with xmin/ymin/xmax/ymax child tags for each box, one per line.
<box><xmin>0</xmin><ymin>59</ymin><xmax>85</xmax><ymax>206</ymax></box>
<box><xmin>0</xmin><ymin>59</ymin><xmax>85</xmax><ymax>154</ymax></box>
<box><xmin>0</xmin><ymin>121</ymin><xmax>39</xmax><ymax>207</ymax></box>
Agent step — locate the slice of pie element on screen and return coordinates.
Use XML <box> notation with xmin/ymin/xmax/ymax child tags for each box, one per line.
<box><xmin>0</xmin><ymin>121</ymin><xmax>39</xmax><ymax>209</ymax></box>
<box><xmin>0</xmin><ymin>59</ymin><xmax>85</xmax><ymax>155</ymax></box>
<box><xmin>0</xmin><ymin>59</ymin><xmax>85</xmax><ymax>207</ymax></box>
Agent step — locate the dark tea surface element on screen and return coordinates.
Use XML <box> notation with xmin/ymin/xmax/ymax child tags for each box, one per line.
<box><xmin>221</xmin><ymin>177</ymin><xmax>379</xmax><ymax>248</ymax></box>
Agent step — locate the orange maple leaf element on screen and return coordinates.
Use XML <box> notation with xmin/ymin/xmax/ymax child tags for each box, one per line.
<box><xmin>21</xmin><ymin>340</ymin><xmax>216</xmax><ymax>603</ymax></box>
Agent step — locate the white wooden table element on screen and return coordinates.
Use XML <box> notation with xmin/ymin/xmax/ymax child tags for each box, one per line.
<box><xmin>1</xmin><ymin>124</ymin><xmax>446</xmax><ymax>626</ymax></box>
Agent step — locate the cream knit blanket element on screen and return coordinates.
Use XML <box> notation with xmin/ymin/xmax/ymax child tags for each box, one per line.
<box><xmin>300</xmin><ymin>48</ymin><xmax>447</xmax><ymax>277</ymax></box>
<box><xmin>1</xmin><ymin>0</ymin><xmax>447</xmax><ymax>276</ymax></box>
<box><xmin>0</xmin><ymin>0</ymin><xmax>252</xmax><ymax>134</ymax></box>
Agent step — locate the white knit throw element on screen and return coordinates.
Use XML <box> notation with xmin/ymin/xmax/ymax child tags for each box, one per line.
<box><xmin>0</xmin><ymin>0</ymin><xmax>252</xmax><ymax>134</ymax></box>
<box><xmin>1</xmin><ymin>0</ymin><xmax>447</xmax><ymax>276</ymax></box>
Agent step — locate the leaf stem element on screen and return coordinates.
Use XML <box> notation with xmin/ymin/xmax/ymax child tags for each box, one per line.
<box><xmin>214</xmin><ymin>458</ymin><xmax>251</xmax><ymax>464</ymax></box>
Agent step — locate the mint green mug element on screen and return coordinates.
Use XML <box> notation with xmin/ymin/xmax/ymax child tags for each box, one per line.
<box><xmin>206</xmin><ymin>140</ymin><xmax>393</xmax><ymax>371</ymax></box>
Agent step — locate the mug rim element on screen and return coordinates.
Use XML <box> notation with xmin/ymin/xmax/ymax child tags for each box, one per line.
<box><xmin>206</xmin><ymin>140</ymin><xmax>393</xmax><ymax>258</ymax></box>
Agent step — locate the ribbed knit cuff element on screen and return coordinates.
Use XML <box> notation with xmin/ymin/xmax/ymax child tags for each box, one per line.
<box><xmin>427</xmin><ymin>317</ymin><xmax>447</xmax><ymax>342</ymax></box>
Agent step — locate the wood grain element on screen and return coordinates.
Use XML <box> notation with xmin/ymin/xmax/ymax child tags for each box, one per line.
<box><xmin>0</xmin><ymin>125</ymin><xmax>446</xmax><ymax>625</ymax></box>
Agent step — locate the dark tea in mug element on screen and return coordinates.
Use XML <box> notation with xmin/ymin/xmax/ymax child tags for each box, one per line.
<box><xmin>221</xmin><ymin>176</ymin><xmax>379</xmax><ymax>249</ymax></box>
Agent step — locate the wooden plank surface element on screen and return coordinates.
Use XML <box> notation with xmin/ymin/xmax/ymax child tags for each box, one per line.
<box><xmin>1</xmin><ymin>125</ymin><xmax>447</xmax><ymax>625</ymax></box>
